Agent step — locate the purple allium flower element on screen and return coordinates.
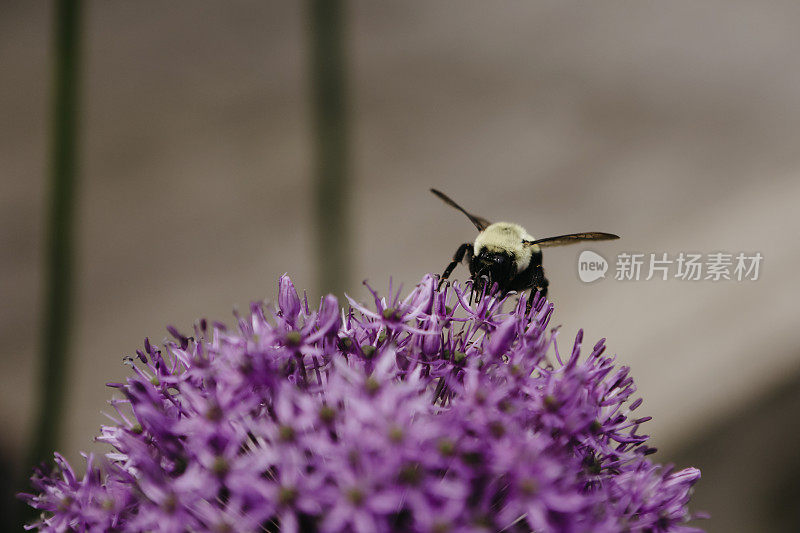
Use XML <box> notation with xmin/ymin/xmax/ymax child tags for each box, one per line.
<box><xmin>22</xmin><ymin>274</ymin><xmax>703</xmax><ymax>532</ymax></box>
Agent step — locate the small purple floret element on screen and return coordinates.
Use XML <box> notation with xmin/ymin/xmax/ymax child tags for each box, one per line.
<box><xmin>22</xmin><ymin>274</ymin><xmax>703</xmax><ymax>532</ymax></box>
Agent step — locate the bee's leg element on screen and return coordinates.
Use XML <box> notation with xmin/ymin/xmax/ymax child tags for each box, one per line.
<box><xmin>438</xmin><ymin>243</ymin><xmax>473</xmax><ymax>290</ymax></box>
<box><xmin>526</xmin><ymin>264</ymin><xmax>549</xmax><ymax>314</ymax></box>
<box><xmin>475</xmin><ymin>275</ymin><xmax>488</xmax><ymax>304</ymax></box>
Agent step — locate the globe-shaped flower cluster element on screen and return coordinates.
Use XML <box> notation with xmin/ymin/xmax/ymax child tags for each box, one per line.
<box><xmin>23</xmin><ymin>275</ymin><xmax>702</xmax><ymax>532</ymax></box>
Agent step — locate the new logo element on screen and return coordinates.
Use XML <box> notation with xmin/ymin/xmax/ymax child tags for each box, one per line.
<box><xmin>578</xmin><ymin>250</ymin><xmax>608</xmax><ymax>283</ymax></box>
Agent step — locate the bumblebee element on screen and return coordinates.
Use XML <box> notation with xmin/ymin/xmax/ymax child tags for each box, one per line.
<box><xmin>431</xmin><ymin>188</ymin><xmax>619</xmax><ymax>309</ymax></box>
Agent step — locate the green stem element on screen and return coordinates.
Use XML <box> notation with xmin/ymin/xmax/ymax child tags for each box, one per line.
<box><xmin>17</xmin><ymin>2</ymin><xmax>82</xmax><ymax>528</ymax></box>
<box><xmin>31</xmin><ymin>0</ymin><xmax>82</xmax><ymax>470</ymax></box>
<box><xmin>309</xmin><ymin>0</ymin><xmax>350</xmax><ymax>297</ymax></box>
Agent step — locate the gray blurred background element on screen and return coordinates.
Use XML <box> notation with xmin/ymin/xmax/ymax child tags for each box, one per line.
<box><xmin>3</xmin><ymin>1</ymin><xmax>800</xmax><ymax>531</ymax></box>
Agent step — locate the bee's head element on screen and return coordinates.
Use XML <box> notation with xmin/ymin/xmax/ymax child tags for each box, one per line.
<box><xmin>473</xmin><ymin>250</ymin><xmax>515</xmax><ymax>295</ymax></box>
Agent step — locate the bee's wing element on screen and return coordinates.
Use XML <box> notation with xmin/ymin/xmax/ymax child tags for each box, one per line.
<box><xmin>524</xmin><ymin>232</ymin><xmax>620</xmax><ymax>247</ymax></box>
<box><xmin>430</xmin><ymin>188</ymin><xmax>491</xmax><ymax>231</ymax></box>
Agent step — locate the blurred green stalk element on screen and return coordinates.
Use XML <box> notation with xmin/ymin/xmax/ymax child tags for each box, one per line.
<box><xmin>31</xmin><ymin>0</ymin><xmax>82</xmax><ymax>468</ymax></box>
<box><xmin>309</xmin><ymin>0</ymin><xmax>351</xmax><ymax>297</ymax></box>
